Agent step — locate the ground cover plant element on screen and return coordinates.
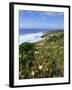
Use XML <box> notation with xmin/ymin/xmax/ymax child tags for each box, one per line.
<box><xmin>19</xmin><ymin>30</ymin><xmax>64</xmax><ymax>79</ymax></box>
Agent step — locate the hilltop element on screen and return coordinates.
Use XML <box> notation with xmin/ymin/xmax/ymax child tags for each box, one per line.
<box><xmin>19</xmin><ymin>29</ymin><xmax>64</xmax><ymax>79</ymax></box>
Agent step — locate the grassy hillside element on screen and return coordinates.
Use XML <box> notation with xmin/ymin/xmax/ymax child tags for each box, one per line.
<box><xmin>19</xmin><ymin>30</ymin><xmax>64</xmax><ymax>79</ymax></box>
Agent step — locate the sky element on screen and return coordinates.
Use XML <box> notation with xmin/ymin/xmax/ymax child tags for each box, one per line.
<box><xmin>19</xmin><ymin>10</ymin><xmax>64</xmax><ymax>29</ymax></box>
<box><xmin>19</xmin><ymin>10</ymin><xmax>64</xmax><ymax>44</ymax></box>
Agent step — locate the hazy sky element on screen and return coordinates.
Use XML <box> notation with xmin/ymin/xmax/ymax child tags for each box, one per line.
<box><xmin>19</xmin><ymin>10</ymin><xmax>64</xmax><ymax>29</ymax></box>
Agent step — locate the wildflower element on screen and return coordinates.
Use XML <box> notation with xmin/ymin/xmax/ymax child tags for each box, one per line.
<box><xmin>37</xmin><ymin>51</ymin><xmax>39</xmax><ymax>54</ymax></box>
<box><xmin>36</xmin><ymin>70</ymin><xmax>38</xmax><ymax>73</ymax></box>
<box><xmin>19</xmin><ymin>55</ymin><xmax>21</xmax><ymax>58</ymax></box>
<box><xmin>60</xmin><ymin>51</ymin><xmax>62</xmax><ymax>54</ymax></box>
<box><xmin>19</xmin><ymin>71</ymin><xmax>21</xmax><ymax>75</ymax></box>
<box><xmin>46</xmin><ymin>47</ymin><xmax>49</xmax><ymax>49</ymax></box>
<box><xmin>35</xmin><ymin>51</ymin><xmax>37</xmax><ymax>54</ymax></box>
<box><xmin>38</xmin><ymin>65</ymin><xmax>43</xmax><ymax>70</ymax></box>
<box><xmin>59</xmin><ymin>47</ymin><xmax>63</xmax><ymax>50</ymax></box>
<box><xmin>51</xmin><ymin>34</ymin><xmax>54</xmax><ymax>37</ymax></box>
<box><xmin>42</xmin><ymin>55</ymin><xmax>43</xmax><ymax>58</ymax></box>
<box><xmin>46</xmin><ymin>68</ymin><xmax>48</xmax><ymax>71</ymax></box>
<box><xmin>60</xmin><ymin>47</ymin><xmax>62</xmax><ymax>48</ymax></box>
<box><xmin>35</xmin><ymin>51</ymin><xmax>39</xmax><ymax>54</ymax></box>
<box><xmin>31</xmin><ymin>71</ymin><xmax>35</xmax><ymax>76</ymax></box>
<box><xmin>53</xmin><ymin>46</ymin><xmax>57</xmax><ymax>48</ymax></box>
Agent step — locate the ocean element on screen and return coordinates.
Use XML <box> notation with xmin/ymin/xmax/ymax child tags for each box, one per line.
<box><xmin>19</xmin><ymin>28</ymin><xmax>63</xmax><ymax>35</ymax></box>
<box><xmin>19</xmin><ymin>29</ymin><xmax>64</xmax><ymax>44</ymax></box>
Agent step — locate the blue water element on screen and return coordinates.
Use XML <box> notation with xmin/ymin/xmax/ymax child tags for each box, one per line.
<box><xmin>19</xmin><ymin>28</ymin><xmax>63</xmax><ymax>35</ymax></box>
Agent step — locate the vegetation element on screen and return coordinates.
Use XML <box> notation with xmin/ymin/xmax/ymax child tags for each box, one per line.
<box><xmin>19</xmin><ymin>30</ymin><xmax>64</xmax><ymax>79</ymax></box>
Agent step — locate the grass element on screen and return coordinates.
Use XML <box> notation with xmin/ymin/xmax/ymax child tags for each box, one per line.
<box><xmin>19</xmin><ymin>29</ymin><xmax>64</xmax><ymax>79</ymax></box>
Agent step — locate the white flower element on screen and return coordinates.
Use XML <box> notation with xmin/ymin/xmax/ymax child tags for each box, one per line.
<box><xmin>31</xmin><ymin>71</ymin><xmax>35</xmax><ymax>76</ymax></box>
<box><xmin>51</xmin><ymin>34</ymin><xmax>54</xmax><ymax>37</ymax></box>
<box><xmin>19</xmin><ymin>55</ymin><xmax>21</xmax><ymax>58</ymax></box>
<box><xmin>60</xmin><ymin>47</ymin><xmax>63</xmax><ymax>49</ymax></box>
<box><xmin>35</xmin><ymin>51</ymin><xmax>37</xmax><ymax>54</ymax></box>
<box><xmin>53</xmin><ymin>46</ymin><xmax>57</xmax><ymax>48</ymax></box>
<box><xmin>35</xmin><ymin>51</ymin><xmax>39</xmax><ymax>54</ymax></box>
<box><xmin>46</xmin><ymin>68</ymin><xmax>48</xmax><ymax>71</ymax></box>
<box><xmin>60</xmin><ymin>51</ymin><xmax>62</xmax><ymax>54</ymax></box>
<box><xmin>37</xmin><ymin>51</ymin><xmax>39</xmax><ymax>54</ymax></box>
<box><xmin>46</xmin><ymin>47</ymin><xmax>49</xmax><ymax>49</ymax></box>
<box><xmin>38</xmin><ymin>65</ymin><xmax>43</xmax><ymax>70</ymax></box>
<box><xmin>42</xmin><ymin>55</ymin><xmax>43</xmax><ymax>58</ymax></box>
